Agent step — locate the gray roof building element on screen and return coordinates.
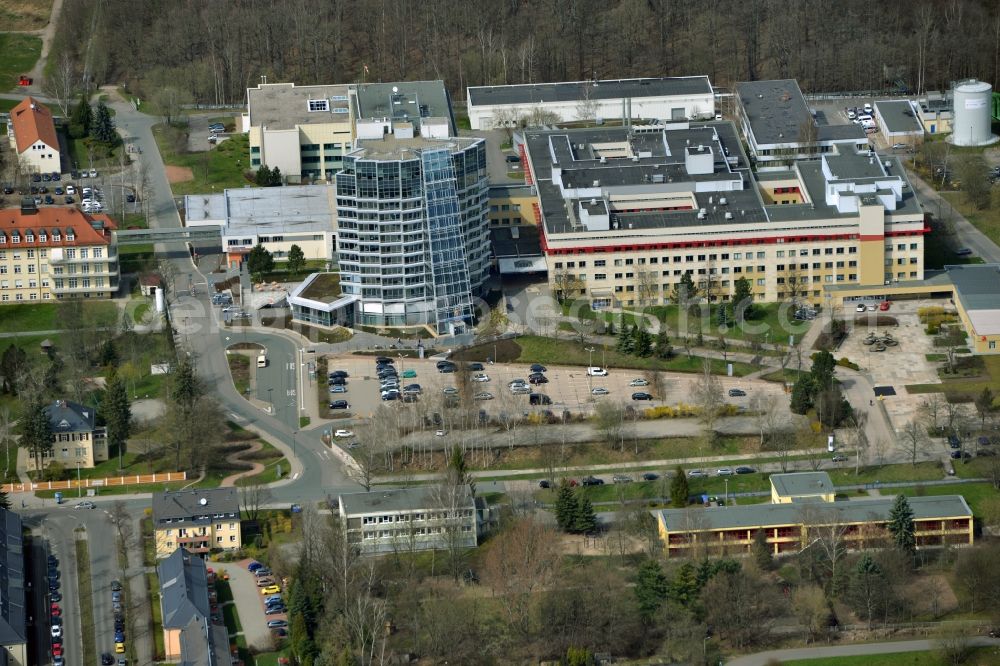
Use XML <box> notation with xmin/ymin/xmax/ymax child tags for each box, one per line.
<box><xmin>653</xmin><ymin>495</ymin><xmax>972</xmax><ymax>533</ymax></box>
<box><xmin>246</xmin><ymin>82</ymin><xmax>351</xmax><ymax>131</ymax></box>
<box><xmin>152</xmin><ymin>488</ymin><xmax>240</xmax><ymax>527</ymax></box>
<box><xmin>353</xmin><ymin>81</ymin><xmax>455</xmax><ymax>136</ymax></box>
<box><xmin>158</xmin><ymin>548</ymin><xmax>232</xmax><ymax>666</ymax></box>
<box><xmin>184</xmin><ymin>185</ymin><xmax>336</xmax><ymax>236</ymax></box>
<box><xmin>874</xmin><ymin>100</ymin><xmax>923</xmax><ymax>136</ymax></box>
<box><xmin>946</xmin><ymin>263</ymin><xmax>1000</xmax><ymax>336</ymax></box>
<box><xmin>45</xmin><ymin>399</ymin><xmax>98</xmax><ymax>434</ymax></box>
<box><xmin>770</xmin><ymin>472</ymin><xmax>835</xmax><ymax>501</ymax></box>
<box><xmin>735</xmin><ymin>79</ymin><xmax>867</xmax><ymax>162</ymax></box>
<box><xmin>339</xmin><ymin>485</ymin><xmax>474</xmax><ymax>516</ymax></box>
<box><xmin>0</xmin><ymin>509</ymin><xmax>26</xmax><ymax>653</ymax></box>
<box><xmin>468</xmin><ymin>76</ymin><xmax>712</xmax><ymax>107</ymax></box>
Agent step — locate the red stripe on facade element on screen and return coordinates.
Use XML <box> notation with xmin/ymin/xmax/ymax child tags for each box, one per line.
<box><xmin>519</xmin><ymin>145</ymin><xmax>533</xmax><ymax>186</ymax></box>
<box><xmin>859</xmin><ymin>234</ymin><xmax>884</xmax><ymax>241</ymax></box>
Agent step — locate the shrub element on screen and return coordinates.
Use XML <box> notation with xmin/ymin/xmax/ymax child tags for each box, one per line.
<box><xmin>836</xmin><ymin>357</ymin><xmax>860</xmax><ymax>371</ymax></box>
<box><xmin>918</xmin><ymin>306</ymin><xmax>946</xmax><ymax>321</ymax></box>
<box><xmin>810</xmin><ymin>421</ymin><xmax>823</xmax><ymax>433</ymax></box>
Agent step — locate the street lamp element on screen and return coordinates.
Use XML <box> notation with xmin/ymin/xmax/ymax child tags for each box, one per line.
<box><xmin>267</xmin><ymin>387</ymin><xmax>273</xmax><ymax>414</ymax></box>
<box><xmin>586</xmin><ymin>346</ymin><xmax>595</xmax><ymax>392</ymax></box>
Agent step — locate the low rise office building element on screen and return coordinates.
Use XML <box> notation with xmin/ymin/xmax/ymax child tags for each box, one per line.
<box><xmin>652</xmin><ymin>472</ymin><xmax>973</xmax><ymax>558</ymax></box>
<box><xmin>152</xmin><ymin>488</ymin><xmax>242</xmax><ymax>559</ymax></box>
<box><xmin>873</xmin><ymin>100</ymin><xmax>924</xmax><ymax>141</ymax></box>
<box><xmin>25</xmin><ymin>399</ymin><xmax>108</xmax><ymax>472</ymax></box>
<box><xmin>520</xmin><ymin>121</ymin><xmax>925</xmax><ymax>309</ymax></box>
<box><xmin>158</xmin><ymin>548</ymin><xmax>232</xmax><ymax>666</ymax></box>
<box><xmin>338</xmin><ymin>486</ymin><xmax>478</xmax><ymax>555</ymax></box>
<box><xmin>467</xmin><ymin>76</ymin><xmax>715</xmax><ymax>130</ymax></box>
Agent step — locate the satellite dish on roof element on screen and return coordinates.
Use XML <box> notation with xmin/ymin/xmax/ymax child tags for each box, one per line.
<box><xmin>392</xmin><ymin>86</ymin><xmax>399</xmax><ymax>93</ymax></box>
<box><xmin>199</xmin><ymin>497</ymin><xmax>208</xmax><ymax>506</ymax></box>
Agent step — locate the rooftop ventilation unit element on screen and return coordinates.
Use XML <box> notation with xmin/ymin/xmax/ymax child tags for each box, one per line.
<box><xmin>697</xmin><ymin>210</ymin><xmax>706</xmax><ymax>220</ymax></box>
<box><xmin>592</xmin><ymin>180</ymin><xmax>600</xmax><ymax>187</ymax></box>
<box><xmin>600</xmin><ymin>156</ymin><xmax>607</xmax><ymax>163</ymax></box>
<box><xmin>725</xmin><ymin>212</ymin><xmax>733</xmax><ymax>220</ymax></box>
<box><xmin>719</xmin><ymin>197</ymin><xmax>728</xmax><ymax>205</ymax></box>
<box><xmin>631</xmin><ymin>156</ymin><xmax>639</xmax><ymax>162</ymax></box>
<box><xmin>884</xmin><ymin>160</ymin><xmax>891</xmax><ymax>168</ymax></box>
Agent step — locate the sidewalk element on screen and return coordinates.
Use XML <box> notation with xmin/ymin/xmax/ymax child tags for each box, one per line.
<box><xmin>727</xmin><ymin>636</ymin><xmax>1000</xmax><ymax>666</ymax></box>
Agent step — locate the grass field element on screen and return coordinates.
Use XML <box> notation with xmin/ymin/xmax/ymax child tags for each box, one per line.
<box><xmin>153</xmin><ymin>123</ymin><xmax>252</xmax><ymax>196</ymax></box>
<box><xmin>0</xmin><ymin>33</ymin><xmax>41</xmax><ymax>91</ymax></box>
<box><xmin>118</xmin><ymin>243</ymin><xmax>157</xmax><ymax>273</ymax></box>
<box><xmin>147</xmin><ymin>571</ymin><xmax>166</xmax><ymax>660</ymax></box>
<box><xmin>941</xmin><ymin>190</ymin><xmax>1000</xmax><ymax>249</ymax></box>
<box><xmin>227</xmin><ymin>352</ymin><xmax>252</xmax><ymax>396</ymax></box>
<box><xmin>453</xmin><ymin>335</ymin><xmax>758</xmax><ymax>376</ymax></box>
<box><xmin>782</xmin><ymin>647</ymin><xmax>998</xmax><ymax>666</ymax></box>
<box><xmin>234</xmin><ymin>440</ymin><xmax>288</xmax><ymax>486</ymax></box>
<box><xmin>906</xmin><ymin>355</ymin><xmax>1000</xmax><ymax>402</ymax></box>
<box><xmin>0</xmin><ymin>0</ymin><xmax>53</xmax><ymax>30</ymax></box>
<box><xmin>0</xmin><ymin>301</ymin><xmax>118</xmax><ymax>333</ymax></box>
<box><xmin>894</xmin><ymin>481</ymin><xmax>999</xmax><ymax>517</ymax></box>
<box><xmin>649</xmin><ymin>301</ymin><xmax>813</xmax><ymax>343</ymax></box>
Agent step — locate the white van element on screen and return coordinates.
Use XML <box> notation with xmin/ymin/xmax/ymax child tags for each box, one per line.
<box><xmin>586</xmin><ymin>367</ymin><xmax>608</xmax><ymax>377</ymax></box>
<box><xmin>257</xmin><ymin>353</ymin><xmax>267</xmax><ymax>368</ymax></box>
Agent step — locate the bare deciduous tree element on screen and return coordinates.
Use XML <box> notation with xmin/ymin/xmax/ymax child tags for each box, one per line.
<box><xmin>693</xmin><ymin>359</ymin><xmax>724</xmax><ymax>434</ymax></box>
<box><xmin>899</xmin><ymin>418</ymin><xmax>931</xmax><ymax>467</ymax></box>
<box><xmin>239</xmin><ymin>476</ymin><xmax>271</xmax><ymax>523</ymax></box>
<box><xmin>42</xmin><ymin>53</ymin><xmax>78</xmax><ymax>116</ymax></box>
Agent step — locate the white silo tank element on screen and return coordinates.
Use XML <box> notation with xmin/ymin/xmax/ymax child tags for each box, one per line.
<box><xmin>951</xmin><ymin>79</ymin><xmax>997</xmax><ymax>146</ymax></box>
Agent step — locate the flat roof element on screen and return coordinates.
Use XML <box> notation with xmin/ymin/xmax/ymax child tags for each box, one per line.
<box><xmin>152</xmin><ymin>488</ymin><xmax>240</xmax><ymax>524</ymax></box>
<box><xmin>352</xmin><ymin>135</ymin><xmax>481</xmax><ymax>161</ymax></box>
<box><xmin>354</xmin><ymin>81</ymin><xmax>455</xmax><ymax>135</ymax></box>
<box><xmin>770</xmin><ymin>472</ymin><xmax>835</xmax><ymax>498</ymax></box>
<box><xmin>186</xmin><ymin>185</ymin><xmax>336</xmax><ymax>236</ymax></box>
<box><xmin>339</xmin><ymin>486</ymin><xmax>474</xmax><ymax>516</ymax></box>
<box><xmin>653</xmin><ymin>495</ymin><xmax>972</xmax><ymax>533</ymax></box>
<box><xmin>947</xmin><ymin>264</ymin><xmax>1000</xmax><ymax>335</ymax></box>
<box><xmin>875</xmin><ymin>100</ymin><xmax>923</xmax><ymax>134</ymax></box>
<box><xmin>737</xmin><ymin>79</ymin><xmax>864</xmax><ymax>146</ymax></box>
<box><xmin>0</xmin><ymin>509</ymin><xmax>26</xmax><ymax>646</ymax></box>
<box><xmin>491</xmin><ymin>225</ymin><xmax>543</xmax><ymax>258</ymax></box>
<box><xmin>468</xmin><ymin>76</ymin><xmax>713</xmax><ymax>107</ymax></box>
<box><xmin>247</xmin><ymin>82</ymin><xmax>351</xmax><ymax>130</ymax></box>
<box><xmin>298</xmin><ymin>272</ymin><xmax>341</xmax><ymax>300</ymax></box>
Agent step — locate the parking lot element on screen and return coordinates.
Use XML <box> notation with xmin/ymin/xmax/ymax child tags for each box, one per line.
<box><xmin>322</xmin><ymin>353</ymin><xmax>789</xmax><ymax>422</ymax></box>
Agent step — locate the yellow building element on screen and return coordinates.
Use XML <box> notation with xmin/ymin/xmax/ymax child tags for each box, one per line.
<box><xmin>245</xmin><ymin>82</ymin><xmax>354</xmax><ymax>183</ymax></box>
<box><xmin>26</xmin><ymin>399</ymin><xmax>108</xmax><ymax>472</ymax></box>
<box><xmin>653</xmin><ymin>473</ymin><xmax>973</xmax><ymax>559</ymax></box>
<box><xmin>7</xmin><ymin>96</ymin><xmax>60</xmax><ymax>175</ymax></box>
<box><xmin>0</xmin><ymin>204</ymin><xmax>119</xmax><ymax>302</ymax></box>
<box><xmin>946</xmin><ymin>264</ymin><xmax>1000</xmax><ymax>354</ymax></box>
<box><xmin>521</xmin><ymin>123</ymin><xmax>926</xmax><ymax>309</ymax></box>
<box><xmin>770</xmin><ymin>471</ymin><xmax>836</xmax><ymax>504</ymax></box>
<box><xmin>152</xmin><ymin>489</ymin><xmax>241</xmax><ymax>559</ymax></box>
<box><xmin>488</xmin><ymin>184</ymin><xmax>537</xmax><ymax>227</ymax></box>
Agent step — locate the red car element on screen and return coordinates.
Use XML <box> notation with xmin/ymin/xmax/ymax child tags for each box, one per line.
<box><xmin>52</xmin><ymin>645</ymin><xmax>63</xmax><ymax>657</ymax></box>
<box><xmin>50</xmin><ymin>604</ymin><xmax>61</xmax><ymax>616</ymax></box>
<box><xmin>879</xmin><ymin>301</ymin><xmax>891</xmax><ymax>311</ymax></box>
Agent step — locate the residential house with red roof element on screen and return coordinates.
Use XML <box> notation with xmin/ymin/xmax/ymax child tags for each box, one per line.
<box><xmin>6</xmin><ymin>96</ymin><xmax>61</xmax><ymax>174</ymax></box>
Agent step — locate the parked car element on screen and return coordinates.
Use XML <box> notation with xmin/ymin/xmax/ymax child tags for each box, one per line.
<box><xmin>474</xmin><ymin>392</ymin><xmax>494</xmax><ymax>401</ymax></box>
<box><xmin>75</xmin><ymin>500</ymin><xmax>96</xmax><ymax>509</ymax></box>
<box><xmin>472</xmin><ymin>373</ymin><xmax>490</xmax><ymax>383</ymax></box>
<box><xmin>947</xmin><ymin>435</ymin><xmax>961</xmax><ymax>449</ymax></box>
<box><xmin>832</xmin><ymin>454</ymin><xmax>849</xmax><ymax>462</ymax></box>
<box><xmin>247</xmin><ymin>561</ymin><xmax>264</xmax><ymax>572</ymax></box>
<box><xmin>329</xmin><ymin>400</ymin><xmax>350</xmax><ymax>410</ymax></box>
<box><xmin>529</xmin><ymin>364</ymin><xmax>547</xmax><ymax>373</ymax></box>
<box><xmin>631</xmin><ymin>392</ymin><xmax>653</xmax><ymax>401</ymax></box>
<box><xmin>856</xmin><ymin>303</ymin><xmax>867</xmax><ymax>312</ymax></box>
<box><xmin>581</xmin><ymin>476</ymin><xmax>604</xmax><ymax>486</ymax></box>
<box><xmin>102</xmin><ymin>653</ymin><xmax>115</xmax><ymax>665</ymax></box>
<box><xmin>716</xmin><ymin>468</ymin><xmax>734</xmax><ymax>476</ymax></box>
<box><xmin>538</xmin><ymin>479</ymin><xmax>551</xmax><ymax>489</ymax></box>
<box><xmin>687</xmin><ymin>469</ymin><xmax>706</xmax><ymax>478</ymax></box>
<box><xmin>642</xmin><ymin>472</ymin><xmax>659</xmax><ymax>481</ymax></box>
<box><xmin>438</xmin><ymin>363</ymin><xmax>457</xmax><ymax>373</ymax></box>
<box><xmin>879</xmin><ymin>301</ymin><xmax>891</xmax><ymax>311</ymax></box>
<box><xmin>267</xmin><ymin>619</ymin><xmax>289</xmax><ymax>628</ymax></box>
<box><xmin>261</xmin><ymin>585</ymin><xmax>281</xmax><ymax>595</ymax></box>
<box><xmin>735</xmin><ymin>466</ymin><xmax>756</xmax><ymax>474</ymax></box>
<box><xmin>334</xmin><ymin>429</ymin><xmax>353</xmax><ymax>438</ymax></box>
<box><xmin>727</xmin><ymin>388</ymin><xmax>747</xmax><ymax>397</ymax></box>
<box><xmin>586</xmin><ymin>367</ymin><xmax>608</xmax><ymax>376</ymax></box>
<box><xmin>329</xmin><ymin>385</ymin><xmax>347</xmax><ymax>393</ymax></box>
<box><xmin>629</xmin><ymin>378</ymin><xmax>649</xmax><ymax>387</ymax></box>
<box><xmin>265</xmin><ymin>605</ymin><xmax>286</xmax><ymax>615</ymax></box>
<box><xmin>612</xmin><ymin>474</ymin><xmax>633</xmax><ymax>484</ymax></box>
<box><xmin>467</xmin><ymin>362</ymin><xmax>485</xmax><ymax>371</ymax></box>
<box><xmin>591</xmin><ymin>387</ymin><xmax>610</xmax><ymax>396</ymax></box>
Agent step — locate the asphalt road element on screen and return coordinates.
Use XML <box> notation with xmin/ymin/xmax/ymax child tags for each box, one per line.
<box><xmin>727</xmin><ymin>636</ymin><xmax>1000</xmax><ymax>666</ymax></box>
<box><xmin>24</xmin><ymin>513</ymin><xmax>83</xmax><ymax>666</ymax></box>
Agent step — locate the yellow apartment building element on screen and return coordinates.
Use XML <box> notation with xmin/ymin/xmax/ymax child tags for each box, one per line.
<box><xmin>26</xmin><ymin>399</ymin><xmax>108</xmax><ymax>472</ymax></box>
<box><xmin>152</xmin><ymin>489</ymin><xmax>242</xmax><ymax>559</ymax></box>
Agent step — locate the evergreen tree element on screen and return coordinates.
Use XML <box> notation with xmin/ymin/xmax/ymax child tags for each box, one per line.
<box><xmin>635</xmin><ymin>559</ymin><xmax>669</xmax><ymax>621</ymax></box>
<box><xmin>717</xmin><ymin>303</ymin><xmax>730</xmax><ymax>328</ymax></box>
<box><xmin>336</xmin><ymin>648</ymin><xmax>358</xmax><ymax>666</ymax></box>
<box><xmin>269</xmin><ymin>166</ymin><xmax>283</xmax><ymax>186</ymax></box>
<box><xmin>247</xmin><ymin>243</ymin><xmax>275</xmax><ymax>280</ymax></box>
<box><xmin>655</xmin><ymin>328</ymin><xmax>673</xmax><ymax>359</ymax></box>
<box><xmin>20</xmin><ymin>401</ymin><xmax>53</xmax><ymax>472</ymax></box>
<box><xmin>634</xmin><ymin>328</ymin><xmax>653</xmax><ymax>357</ymax></box>
<box><xmin>554</xmin><ymin>482</ymin><xmax>578</xmax><ymax>531</ymax></box>
<box><xmin>448</xmin><ymin>445</ymin><xmax>475</xmax><ymax>496</ymax></box>
<box><xmin>810</xmin><ymin>350</ymin><xmax>837</xmax><ymax>391</ymax></box>
<box><xmin>286</xmin><ymin>244</ymin><xmax>306</xmax><ymax>275</ymax></box>
<box><xmin>0</xmin><ymin>344</ymin><xmax>27</xmax><ymax>394</ymax></box>
<box><xmin>572</xmin><ymin>495</ymin><xmax>597</xmax><ymax>534</ymax></box>
<box><xmin>616</xmin><ymin>323</ymin><xmax>635</xmax><ymax>354</ymax></box>
<box><xmin>0</xmin><ymin>489</ymin><xmax>10</xmax><ymax>510</ymax></box>
<box><xmin>751</xmin><ymin>529</ymin><xmax>773</xmax><ymax>571</ymax></box>
<box><xmin>102</xmin><ymin>372</ymin><xmax>132</xmax><ymax>468</ymax></box>
<box><xmin>92</xmin><ymin>100</ymin><xmax>117</xmax><ymax>144</ymax></box>
<box><xmin>672</xmin><ymin>272</ymin><xmax>698</xmax><ymax>311</ymax></box>
<box><xmin>670</xmin><ymin>465</ymin><xmax>689</xmax><ymax>508</ymax></box>
<box><xmin>170</xmin><ymin>356</ymin><xmax>201</xmax><ymax>412</ymax></box>
<box><xmin>668</xmin><ymin>561</ymin><xmax>700</xmax><ymax>607</ymax></box>
<box><xmin>100</xmin><ymin>339</ymin><xmax>119</xmax><ymax>367</ymax></box>
<box><xmin>565</xmin><ymin>647</ymin><xmax>594</xmax><ymax>666</ymax></box>
<box><xmin>732</xmin><ymin>276</ymin><xmax>754</xmax><ymax>322</ymax></box>
<box><xmin>887</xmin><ymin>494</ymin><xmax>916</xmax><ymax>556</ymax></box>
<box><xmin>255</xmin><ymin>165</ymin><xmax>271</xmax><ymax>186</ymax></box>
<box><xmin>69</xmin><ymin>94</ymin><xmax>92</xmax><ymax>139</ymax></box>
<box><xmin>789</xmin><ymin>376</ymin><xmax>814</xmax><ymax>414</ymax></box>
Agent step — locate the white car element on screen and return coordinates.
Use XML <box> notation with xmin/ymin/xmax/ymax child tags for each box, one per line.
<box><xmin>855</xmin><ymin>303</ymin><xmax>867</xmax><ymax>312</ymax></box>
<box><xmin>591</xmin><ymin>387</ymin><xmax>610</xmax><ymax>396</ymax></box>
<box><xmin>435</xmin><ymin>429</ymin><xmax>447</xmax><ymax>437</ymax></box>
<box><xmin>472</xmin><ymin>374</ymin><xmax>490</xmax><ymax>383</ymax></box>
<box><xmin>629</xmin><ymin>378</ymin><xmax>649</xmax><ymax>387</ymax></box>
<box><xmin>334</xmin><ymin>429</ymin><xmax>353</xmax><ymax>438</ymax></box>
<box><xmin>65</xmin><ymin>185</ymin><xmax>76</xmax><ymax>194</ymax></box>
<box><xmin>586</xmin><ymin>367</ymin><xmax>608</xmax><ymax>377</ymax></box>
<box><xmin>866</xmin><ymin>303</ymin><xmax>877</xmax><ymax>312</ymax></box>
<box><xmin>89</xmin><ymin>169</ymin><xmax>98</xmax><ymax>177</ymax></box>
<box><xmin>51</xmin><ymin>624</ymin><xmax>62</xmax><ymax>638</ymax></box>
<box><xmin>76</xmin><ymin>501</ymin><xmax>96</xmax><ymax>509</ymax></box>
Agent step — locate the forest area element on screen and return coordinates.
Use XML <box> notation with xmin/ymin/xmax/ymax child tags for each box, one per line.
<box><xmin>52</xmin><ymin>0</ymin><xmax>1000</xmax><ymax>108</ymax></box>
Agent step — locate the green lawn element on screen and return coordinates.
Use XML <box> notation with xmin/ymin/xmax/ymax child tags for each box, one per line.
<box><xmin>894</xmin><ymin>482</ymin><xmax>999</xmax><ymax>517</ymax></box>
<box><xmin>118</xmin><ymin>243</ymin><xmax>157</xmax><ymax>273</ymax></box>
<box><xmin>941</xmin><ymin>190</ymin><xmax>1000</xmax><ymax>249</ymax></box>
<box><xmin>0</xmin><ymin>34</ymin><xmax>41</xmax><ymax>92</ymax></box>
<box><xmin>647</xmin><ymin>301</ymin><xmax>813</xmax><ymax>343</ymax></box>
<box><xmin>0</xmin><ymin>301</ymin><xmax>117</xmax><ymax>333</ymax></box>
<box><xmin>905</xmin><ymin>355</ymin><xmax>1000</xmax><ymax>402</ymax></box>
<box><xmin>153</xmin><ymin>123</ymin><xmax>253</xmax><ymax>196</ymax></box>
<box><xmin>760</xmin><ymin>368</ymin><xmax>808</xmax><ymax>384</ymax></box>
<box><xmin>121</xmin><ymin>212</ymin><xmax>148</xmax><ymax>229</ymax></box>
<box><xmin>75</xmin><ymin>539</ymin><xmax>98</xmax><ymax>666</ymax></box>
<box><xmin>147</xmin><ymin>571</ymin><xmax>166</xmax><ymax>660</ymax></box>
<box><xmin>234</xmin><ymin>440</ymin><xmax>288</xmax><ymax>486</ymax></box>
<box><xmin>473</xmin><ymin>335</ymin><xmax>758</xmax><ymax>376</ymax></box>
<box><xmin>0</xmin><ymin>98</ymin><xmax>22</xmax><ymax>113</ymax></box>
<box><xmin>222</xmin><ymin>603</ymin><xmax>243</xmax><ymax>635</ymax></box>
<box><xmin>826</xmin><ymin>461</ymin><xmax>947</xmax><ymax>486</ymax></box>
<box><xmin>782</xmin><ymin>647</ymin><xmax>998</xmax><ymax>666</ymax></box>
